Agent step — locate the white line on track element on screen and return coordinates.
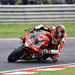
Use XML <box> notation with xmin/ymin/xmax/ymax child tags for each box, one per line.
<box><xmin>0</xmin><ymin>63</ymin><xmax>75</xmax><ymax>73</ymax></box>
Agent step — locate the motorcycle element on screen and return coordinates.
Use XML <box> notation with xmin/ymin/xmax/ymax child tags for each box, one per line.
<box><xmin>8</xmin><ymin>29</ymin><xmax>60</xmax><ymax>63</ymax></box>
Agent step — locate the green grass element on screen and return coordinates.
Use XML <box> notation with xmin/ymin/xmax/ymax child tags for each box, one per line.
<box><xmin>33</xmin><ymin>68</ymin><xmax>75</xmax><ymax>75</ymax></box>
<box><xmin>64</xmin><ymin>23</ymin><xmax>75</xmax><ymax>37</ymax></box>
<box><xmin>0</xmin><ymin>23</ymin><xmax>75</xmax><ymax>38</ymax></box>
<box><xmin>0</xmin><ymin>23</ymin><xmax>35</xmax><ymax>38</ymax></box>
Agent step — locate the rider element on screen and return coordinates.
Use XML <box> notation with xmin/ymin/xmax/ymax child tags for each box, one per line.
<box><xmin>23</xmin><ymin>24</ymin><xmax>67</xmax><ymax>59</ymax></box>
<box><xmin>55</xmin><ymin>25</ymin><xmax>67</xmax><ymax>49</ymax></box>
<box><xmin>47</xmin><ymin>25</ymin><xmax>67</xmax><ymax>62</ymax></box>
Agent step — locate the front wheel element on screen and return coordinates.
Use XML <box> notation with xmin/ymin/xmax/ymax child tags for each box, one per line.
<box><xmin>8</xmin><ymin>46</ymin><xmax>25</xmax><ymax>62</ymax></box>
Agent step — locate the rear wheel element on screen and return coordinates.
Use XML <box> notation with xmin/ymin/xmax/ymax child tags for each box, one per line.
<box><xmin>8</xmin><ymin>46</ymin><xmax>25</xmax><ymax>62</ymax></box>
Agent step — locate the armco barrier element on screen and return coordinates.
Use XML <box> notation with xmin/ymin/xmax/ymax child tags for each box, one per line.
<box><xmin>0</xmin><ymin>5</ymin><xmax>75</xmax><ymax>23</ymax></box>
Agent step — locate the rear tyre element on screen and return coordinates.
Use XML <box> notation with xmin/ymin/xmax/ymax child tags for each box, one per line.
<box><xmin>8</xmin><ymin>46</ymin><xmax>25</xmax><ymax>62</ymax></box>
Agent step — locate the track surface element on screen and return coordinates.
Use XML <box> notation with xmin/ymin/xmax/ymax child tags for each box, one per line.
<box><xmin>0</xmin><ymin>39</ymin><xmax>75</xmax><ymax>71</ymax></box>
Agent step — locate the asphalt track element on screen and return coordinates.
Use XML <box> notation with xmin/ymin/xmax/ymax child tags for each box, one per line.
<box><xmin>0</xmin><ymin>38</ymin><xmax>75</xmax><ymax>71</ymax></box>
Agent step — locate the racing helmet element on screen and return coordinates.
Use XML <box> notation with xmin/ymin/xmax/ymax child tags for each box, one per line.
<box><xmin>59</xmin><ymin>25</ymin><xmax>65</xmax><ymax>30</ymax></box>
<box><xmin>56</xmin><ymin>25</ymin><xmax>65</xmax><ymax>32</ymax></box>
<box><xmin>56</xmin><ymin>25</ymin><xmax>65</xmax><ymax>37</ymax></box>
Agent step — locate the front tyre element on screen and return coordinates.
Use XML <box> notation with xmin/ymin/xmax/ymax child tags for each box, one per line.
<box><xmin>8</xmin><ymin>46</ymin><xmax>25</xmax><ymax>62</ymax></box>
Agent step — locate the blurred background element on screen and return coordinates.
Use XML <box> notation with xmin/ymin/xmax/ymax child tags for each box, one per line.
<box><xmin>0</xmin><ymin>0</ymin><xmax>75</xmax><ymax>5</ymax></box>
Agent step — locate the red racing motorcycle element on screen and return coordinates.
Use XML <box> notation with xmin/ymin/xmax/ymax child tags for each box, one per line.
<box><xmin>8</xmin><ymin>30</ymin><xmax>61</xmax><ymax>63</ymax></box>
